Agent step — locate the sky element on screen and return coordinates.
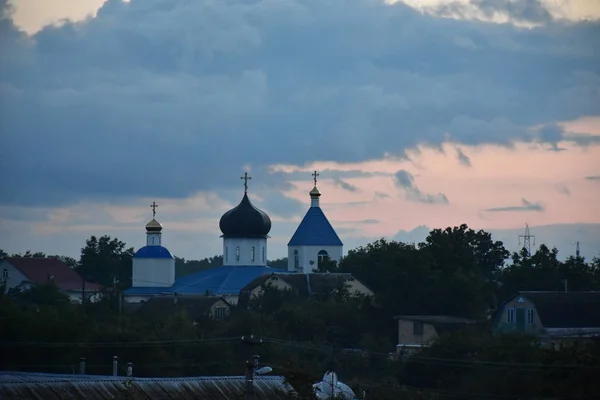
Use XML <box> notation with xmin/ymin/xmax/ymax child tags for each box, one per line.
<box><xmin>0</xmin><ymin>0</ymin><xmax>599</xmax><ymax>262</ymax></box>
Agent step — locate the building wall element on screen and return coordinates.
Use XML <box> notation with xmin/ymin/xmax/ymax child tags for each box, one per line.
<box><xmin>0</xmin><ymin>260</ymin><xmax>30</xmax><ymax>293</ymax></box>
<box><xmin>493</xmin><ymin>295</ymin><xmax>544</xmax><ymax>335</ymax></box>
<box><xmin>345</xmin><ymin>278</ymin><xmax>374</xmax><ymax>297</ymax></box>
<box><xmin>287</xmin><ymin>245</ymin><xmax>343</xmax><ymax>273</ymax></box>
<box><xmin>397</xmin><ymin>320</ymin><xmax>439</xmax><ymax>348</ymax></box>
<box><xmin>222</xmin><ymin>237</ymin><xmax>268</xmax><ymax>266</ymax></box>
<box><xmin>132</xmin><ymin>258</ymin><xmax>175</xmax><ymax>288</ymax></box>
<box><xmin>208</xmin><ymin>299</ymin><xmax>231</xmax><ymax>320</ymax></box>
<box><xmin>249</xmin><ymin>275</ymin><xmax>293</xmax><ymax>300</ymax></box>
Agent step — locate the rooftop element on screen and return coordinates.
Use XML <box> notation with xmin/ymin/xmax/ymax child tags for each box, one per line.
<box><xmin>0</xmin><ymin>371</ymin><xmax>296</xmax><ymax>400</ymax></box>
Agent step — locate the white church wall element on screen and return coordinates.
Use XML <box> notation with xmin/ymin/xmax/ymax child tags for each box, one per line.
<box><xmin>132</xmin><ymin>258</ymin><xmax>175</xmax><ymax>287</ymax></box>
<box><xmin>222</xmin><ymin>237</ymin><xmax>268</xmax><ymax>266</ymax></box>
<box><xmin>287</xmin><ymin>245</ymin><xmax>343</xmax><ymax>273</ymax></box>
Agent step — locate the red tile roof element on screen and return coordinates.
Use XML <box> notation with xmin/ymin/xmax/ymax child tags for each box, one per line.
<box><xmin>4</xmin><ymin>257</ymin><xmax>101</xmax><ymax>292</ymax></box>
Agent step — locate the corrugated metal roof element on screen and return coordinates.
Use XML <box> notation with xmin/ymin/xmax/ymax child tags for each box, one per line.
<box><xmin>288</xmin><ymin>207</ymin><xmax>343</xmax><ymax>246</ymax></box>
<box><xmin>0</xmin><ymin>371</ymin><xmax>296</xmax><ymax>400</ymax></box>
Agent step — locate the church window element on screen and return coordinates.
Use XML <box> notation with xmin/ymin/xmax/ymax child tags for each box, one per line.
<box><xmin>236</xmin><ymin>246</ymin><xmax>240</xmax><ymax>262</ymax></box>
<box><xmin>214</xmin><ymin>307</ymin><xmax>227</xmax><ymax>320</ymax></box>
<box><xmin>225</xmin><ymin>247</ymin><xmax>228</xmax><ymax>262</ymax></box>
<box><xmin>318</xmin><ymin>250</ymin><xmax>329</xmax><ymax>262</ymax></box>
<box><xmin>251</xmin><ymin>246</ymin><xmax>255</xmax><ymax>262</ymax></box>
<box><xmin>294</xmin><ymin>250</ymin><xmax>299</xmax><ymax>270</ymax></box>
<box><xmin>262</xmin><ymin>247</ymin><xmax>265</xmax><ymax>263</ymax></box>
<box><xmin>2</xmin><ymin>269</ymin><xmax>7</xmax><ymax>280</ymax></box>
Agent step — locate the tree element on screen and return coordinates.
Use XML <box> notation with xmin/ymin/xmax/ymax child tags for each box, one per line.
<box><xmin>0</xmin><ymin>249</ymin><xmax>7</xmax><ymax>258</ymax></box>
<box><xmin>78</xmin><ymin>235</ymin><xmax>134</xmax><ymax>288</ymax></box>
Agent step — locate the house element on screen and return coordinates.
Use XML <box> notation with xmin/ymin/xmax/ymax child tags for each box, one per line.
<box><xmin>238</xmin><ymin>272</ymin><xmax>374</xmax><ymax>306</ymax></box>
<box><xmin>0</xmin><ymin>257</ymin><xmax>101</xmax><ymax>303</ymax></box>
<box><xmin>136</xmin><ymin>295</ymin><xmax>232</xmax><ymax>322</ymax></box>
<box><xmin>0</xmin><ymin>371</ymin><xmax>296</xmax><ymax>400</ymax></box>
<box><xmin>492</xmin><ymin>291</ymin><xmax>600</xmax><ymax>342</ymax></box>
<box><xmin>394</xmin><ymin>315</ymin><xmax>474</xmax><ymax>355</ymax></box>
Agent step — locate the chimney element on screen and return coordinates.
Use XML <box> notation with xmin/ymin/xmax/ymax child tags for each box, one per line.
<box><xmin>112</xmin><ymin>356</ymin><xmax>118</xmax><ymax>376</ymax></box>
<box><xmin>79</xmin><ymin>357</ymin><xmax>86</xmax><ymax>375</ymax></box>
<box><xmin>126</xmin><ymin>362</ymin><xmax>133</xmax><ymax>377</ymax></box>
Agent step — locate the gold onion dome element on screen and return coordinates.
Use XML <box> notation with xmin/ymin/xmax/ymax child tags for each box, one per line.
<box><xmin>310</xmin><ymin>185</ymin><xmax>321</xmax><ymax>197</ymax></box>
<box><xmin>145</xmin><ymin>218</ymin><xmax>163</xmax><ymax>232</ymax></box>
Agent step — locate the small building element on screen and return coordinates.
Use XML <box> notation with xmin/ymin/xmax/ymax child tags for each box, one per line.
<box><xmin>287</xmin><ymin>175</ymin><xmax>343</xmax><ymax>273</ymax></box>
<box><xmin>238</xmin><ymin>272</ymin><xmax>373</xmax><ymax>306</ymax></box>
<box><xmin>394</xmin><ymin>315</ymin><xmax>474</xmax><ymax>355</ymax></box>
<box><xmin>0</xmin><ymin>371</ymin><xmax>296</xmax><ymax>400</ymax></box>
<box><xmin>0</xmin><ymin>257</ymin><xmax>101</xmax><ymax>303</ymax></box>
<box><xmin>136</xmin><ymin>295</ymin><xmax>232</xmax><ymax>322</ymax></box>
<box><xmin>492</xmin><ymin>291</ymin><xmax>600</xmax><ymax>342</ymax></box>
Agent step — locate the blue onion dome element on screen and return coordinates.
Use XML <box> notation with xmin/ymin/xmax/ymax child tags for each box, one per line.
<box><xmin>145</xmin><ymin>218</ymin><xmax>163</xmax><ymax>233</ymax></box>
<box><xmin>219</xmin><ymin>193</ymin><xmax>271</xmax><ymax>238</ymax></box>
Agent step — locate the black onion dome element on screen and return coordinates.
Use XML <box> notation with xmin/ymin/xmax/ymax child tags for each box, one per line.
<box><xmin>219</xmin><ymin>193</ymin><xmax>271</xmax><ymax>238</ymax></box>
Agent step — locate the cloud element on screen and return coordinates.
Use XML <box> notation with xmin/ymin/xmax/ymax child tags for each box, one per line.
<box><xmin>432</xmin><ymin>0</ymin><xmax>554</xmax><ymax>25</ymax></box>
<box><xmin>485</xmin><ymin>198</ymin><xmax>544</xmax><ymax>212</ymax></box>
<box><xmin>394</xmin><ymin>170</ymin><xmax>450</xmax><ymax>204</ymax></box>
<box><xmin>585</xmin><ymin>175</ymin><xmax>600</xmax><ymax>181</ymax></box>
<box><xmin>332</xmin><ymin>177</ymin><xmax>358</xmax><ymax>192</ymax></box>
<box><xmin>0</xmin><ymin>0</ymin><xmax>599</xmax><ymax>209</ymax></box>
<box><xmin>455</xmin><ymin>147</ymin><xmax>472</xmax><ymax>166</ymax></box>
<box><xmin>555</xmin><ymin>184</ymin><xmax>570</xmax><ymax>196</ymax></box>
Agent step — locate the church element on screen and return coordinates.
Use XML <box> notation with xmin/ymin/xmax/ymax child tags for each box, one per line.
<box><xmin>123</xmin><ymin>172</ymin><xmax>372</xmax><ymax>305</ymax></box>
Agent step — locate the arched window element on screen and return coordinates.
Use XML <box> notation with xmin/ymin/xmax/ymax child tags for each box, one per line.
<box><xmin>262</xmin><ymin>247</ymin><xmax>265</xmax><ymax>263</ymax></box>
<box><xmin>236</xmin><ymin>246</ymin><xmax>240</xmax><ymax>262</ymax></box>
<box><xmin>225</xmin><ymin>246</ymin><xmax>228</xmax><ymax>262</ymax></box>
<box><xmin>318</xmin><ymin>250</ymin><xmax>329</xmax><ymax>262</ymax></box>
<box><xmin>294</xmin><ymin>250</ymin><xmax>299</xmax><ymax>270</ymax></box>
<box><xmin>251</xmin><ymin>246</ymin><xmax>255</xmax><ymax>262</ymax></box>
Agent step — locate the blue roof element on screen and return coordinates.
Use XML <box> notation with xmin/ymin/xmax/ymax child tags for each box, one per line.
<box><xmin>288</xmin><ymin>207</ymin><xmax>343</xmax><ymax>246</ymax></box>
<box><xmin>134</xmin><ymin>245</ymin><xmax>174</xmax><ymax>259</ymax></box>
<box><xmin>124</xmin><ymin>265</ymin><xmax>291</xmax><ymax>296</ymax></box>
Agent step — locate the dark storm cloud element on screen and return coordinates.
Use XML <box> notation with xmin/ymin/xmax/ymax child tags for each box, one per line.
<box><xmin>394</xmin><ymin>170</ymin><xmax>449</xmax><ymax>205</ymax></box>
<box><xmin>0</xmin><ymin>0</ymin><xmax>599</xmax><ymax>207</ymax></box>
<box><xmin>485</xmin><ymin>198</ymin><xmax>544</xmax><ymax>212</ymax></box>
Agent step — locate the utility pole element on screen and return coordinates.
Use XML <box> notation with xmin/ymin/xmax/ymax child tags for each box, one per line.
<box><xmin>518</xmin><ymin>223</ymin><xmax>536</xmax><ymax>256</ymax></box>
<box><xmin>241</xmin><ymin>335</ymin><xmax>263</xmax><ymax>400</ymax></box>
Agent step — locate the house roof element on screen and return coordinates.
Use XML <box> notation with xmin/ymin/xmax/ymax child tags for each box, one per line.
<box><xmin>516</xmin><ymin>291</ymin><xmax>600</xmax><ymax>328</ymax></box>
<box><xmin>0</xmin><ymin>371</ymin><xmax>296</xmax><ymax>400</ymax></box>
<box><xmin>136</xmin><ymin>296</ymin><xmax>230</xmax><ymax>321</ymax></box>
<box><xmin>238</xmin><ymin>272</ymin><xmax>356</xmax><ymax>306</ymax></box>
<box><xmin>3</xmin><ymin>257</ymin><xmax>101</xmax><ymax>292</ymax></box>
<box><xmin>288</xmin><ymin>207</ymin><xmax>343</xmax><ymax>246</ymax></box>
<box><xmin>124</xmin><ymin>265</ymin><xmax>292</xmax><ymax>296</ymax></box>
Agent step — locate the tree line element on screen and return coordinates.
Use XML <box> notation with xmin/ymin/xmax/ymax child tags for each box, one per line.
<box><xmin>1</xmin><ymin>223</ymin><xmax>599</xmax><ymax>399</ymax></box>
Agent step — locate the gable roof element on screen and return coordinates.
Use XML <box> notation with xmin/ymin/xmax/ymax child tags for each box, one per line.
<box><xmin>288</xmin><ymin>207</ymin><xmax>343</xmax><ymax>246</ymax></box>
<box><xmin>3</xmin><ymin>257</ymin><xmax>101</xmax><ymax>292</ymax></box>
<box><xmin>0</xmin><ymin>371</ymin><xmax>296</xmax><ymax>400</ymax></box>
<box><xmin>515</xmin><ymin>291</ymin><xmax>600</xmax><ymax>328</ymax></box>
<box><xmin>240</xmin><ymin>272</ymin><xmax>354</xmax><ymax>299</ymax></box>
<box><xmin>136</xmin><ymin>296</ymin><xmax>230</xmax><ymax>321</ymax></box>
